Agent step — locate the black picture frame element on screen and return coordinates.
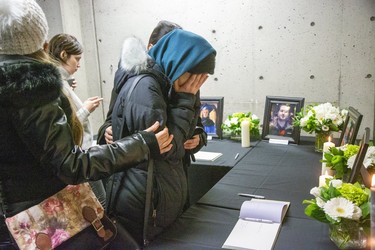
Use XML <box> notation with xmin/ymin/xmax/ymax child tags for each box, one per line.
<box><xmin>200</xmin><ymin>97</ymin><xmax>224</xmax><ymax>139</ymax></box>
<box><xmin>348</xmin><ymin>128</ymin><xmax>369</xmax><ymax>184</ymax></box>
<box><xmin>338</xmin><ymin>106</ymin><xmax>363</xmax><ymax>146</ymax></box>
<box><xmin>261</xmin><ymin>96</ymin><xmax>305</xmax><ymax>144</ymax></box>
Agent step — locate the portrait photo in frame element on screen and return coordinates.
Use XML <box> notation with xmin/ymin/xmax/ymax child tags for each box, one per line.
<box><xmin>200</xmin><ymin>97</ymin><xmax>224</xmax><ymax>139</ymax></box>
<box><xmin>338</xmin><ymin>106</ymin><xmax>363</xmax><ymax>146</ymax></box>
<box><xmin>348</xmin><ymin>127</ymin><xmax>370</xmax><ymax>184</ymax></box>
<box><xmin>261</xmin><ymin>96</ymin><xmax>305</xmax><ymax>144</ymax></box>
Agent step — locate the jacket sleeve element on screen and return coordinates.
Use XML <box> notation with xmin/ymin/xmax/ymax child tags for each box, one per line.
<box><xmin>97</xmin><ymin>87</ymin><xmax>118</xmax><ymax>145</ymax></box>
<box><xmin>126</xmin><ymin>76</ymin><xmax>196</xmax><ymax>160</ymax></box>
<box><xmin>76</xmin><ymin>106</ymin><xmax>90</xmax><ymax>124</ymax></box>
<box><xmin>11</xmin><ymin>99</ymin><xmax>159</xmax><ymax>184</ymax></box>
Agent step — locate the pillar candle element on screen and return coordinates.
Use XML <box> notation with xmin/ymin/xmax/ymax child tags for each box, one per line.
<box><xmin>241</xmin><ymin>120</ymin><xmax>250</xmax><ymax>148</ymax></box>
<box><xmin>322</xmin><ymin>137</ymin><xmax>335</xmax><ymax>175</ymax></box>
<box><xmin>319</xmin><ymin>170</ymin><xmax>333</xmax><ymax>187</ymax></box>
<box><xmin>371</xmin><ymin>175</ymin><xmax>375</xmax><ymax>250</ymax></box>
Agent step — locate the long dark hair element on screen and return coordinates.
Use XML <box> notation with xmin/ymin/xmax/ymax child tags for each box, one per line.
<box><xmin>27</xmin><ymin>49</ymin><xmax>83</xmax><ymax>145</ymax></box>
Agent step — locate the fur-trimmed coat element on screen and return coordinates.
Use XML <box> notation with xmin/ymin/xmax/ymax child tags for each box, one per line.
<box><xmin>99</xmin><ymin>37</ymin><xmax>207</xmax><ymax>245</ymax></box>
<box><xmin>0</xmin><ymin>55</ymin><xmax>160</xmax><ymax>218</ymax></box>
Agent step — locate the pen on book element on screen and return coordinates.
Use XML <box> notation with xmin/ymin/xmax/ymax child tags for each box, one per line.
<box><xmin>234</xmin><ymin>153</ymin><xmax>239</xmax><ymax>160</ymax></box>
<box><xmin>241</xmin><ymin>217</ymin><xmax>274</xmax><ymax>223</ymax></box>
<box><xmin>237</xmin><ymin>193</ymin><xmax>265</xmax><ymax>199</ymax></box>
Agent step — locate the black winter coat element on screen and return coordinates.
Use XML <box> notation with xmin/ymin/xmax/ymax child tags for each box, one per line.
<box><xmin>102</xmin><ymin>60</ymin><xmax>206</xmax><ymax>244</ymax></box>
<box><xmin>0</xmin><ymin>55</ymin><xmax>160</xmax><ymax>245</ymax></box>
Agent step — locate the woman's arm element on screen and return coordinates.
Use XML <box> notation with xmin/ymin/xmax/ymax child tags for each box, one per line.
<box><xmin>12</xmin><ymin>99</ymin><xmax>166</xmax><ymax>184</ymax></box>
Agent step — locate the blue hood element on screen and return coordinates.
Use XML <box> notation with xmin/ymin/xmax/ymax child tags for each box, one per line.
<box><xmin>148</xmin><ymin>29</ymin><xmax>216</xmax><ymax>83</ymax></box>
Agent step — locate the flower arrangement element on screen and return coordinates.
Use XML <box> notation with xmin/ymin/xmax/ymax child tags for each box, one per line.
<box><xmin>348</xmin><ymin>146</ymin><xmax>375</xmax><ymax>171</ymax></box>
<box><xmin>303</xmin><ymin>180</ymin><xmax>369</xmax><ymax>249</ymax></box>
<box><xmin>304</xmin><ymin>180</ymin><xmax>370</xmax><ymax>223</ymax></box>
<box><xmin>293</xmin><ymin>102</ymin><xmax>347</xmax><ymax>134</ymax></box>
<box><xmin>221</xmin><ymin>112</ymin><xmax>260</xmax><ymax>138</ymax></box>
<box><xmin>322</xmin><ymin>144</ymin><xmax>360</xmax><ymax>179</ymax></box>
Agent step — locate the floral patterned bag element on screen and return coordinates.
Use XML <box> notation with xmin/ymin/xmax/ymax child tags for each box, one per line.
<box><xmin>4</xmin><ymin>183</ymin><xmax>116</xmax><ymax>250</ymax></box>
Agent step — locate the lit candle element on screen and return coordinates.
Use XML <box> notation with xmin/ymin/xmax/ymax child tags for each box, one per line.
<box><xmin>371</xmin><ymin>175</ymin><xmax>375</xmax><ymax>250</ymax></box>
<box><xmin>241</xmin><ymin>120</ymin><xmax>250</xmax><ymax>148</ymax></box>
<box><xmin>319</xmin><ymin>170</ymin><xmax>333</xmax><ymax>187</ymax></box>
<box><xmin>322</xmin><ymin>136</ymin><xmax>335</xmax><ymax>175</ymax></box>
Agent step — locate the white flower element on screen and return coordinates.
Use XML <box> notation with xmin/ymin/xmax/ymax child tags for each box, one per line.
<box><xmin>251</xmin><ymin>114</ymin><xmax>258</xmax><ymax>120</ymax></box>
<box><xmin>310</xmin><ymin>187</ymin><xmax>321</xmax><ymax>197</ymax></box>
<box><xmin>323</xmin><ymin>197</ymin><xmax>355</xmax><ymax>221</ymax></box>
<box><xmin>341</xmin><ymin>109</ymin><xmax>348</xmax><ymax>117</ymax></box>
<box><xmin>363</xmin><ymin>146</ymin><xmax>375</xmax><ymax>169</ymax></box>
<box><xmin>351</xmin><ymin>206</ymin><xmax>362</xmax><ymax>221</ymax></box>
<box><xmin>300</xmin><ymin>117</ymin><xmax>308</xmax><ymax>127</ymax></box>
<box><xmin>329</xmin><ymin>179</ymin><xmax>343</xmax><ymax>188</ymax></box>
<box><xmin>347</xmin><ymin>155</ymin><xmax>356</xmax><ymax>169</ymax></box>
<box><xmin>316</xmin><ymin>197</ymin><xmax>326</xmax><ymax>208</ymax></box>
<box><xmin>224</xmin><ymin>119</ymin><xmax>232</xmax><ymax>127</ymax></box>
<box><xmin>231</xmin><ymin>117</ymin><xmax>239</xmax><ymax>124</ymax></box>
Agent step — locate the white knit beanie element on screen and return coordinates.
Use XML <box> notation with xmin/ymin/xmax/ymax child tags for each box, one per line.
<box><xmin>0</xmin><ymin>0</ymin><xmax>48</xmax><ymax>55</ymax></box>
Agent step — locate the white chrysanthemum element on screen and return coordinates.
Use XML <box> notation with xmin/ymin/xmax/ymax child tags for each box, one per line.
<box><xmin>324</xmin><ymin>197</ymin><xmax>355</xmax><ymax>221</ymax></box>
<box><xmin>251</xmin><ymin>114</ymin><xmax>258</xmax><ymax>120</ymax></box>
<box><xmin>316</xmin><ymin>197</ymin><xmax>325</xmax><ymax>208</ymax></box>
<box><xmin>351</xmin><ymin>206</ymin><xmax>362</xmax><ymax>221</ymax></box>
<box><xmin>341</xmin><ymin>109</ymin><xmax>348</xmax><ymax>117</ymax></box>
<box><xmin>310</xmin><ymin>187</ymin><xmax>320</xmax><ymax>197</ymax></box>
<box><xmin>329</xmin><ymin>179</ymin><xmax>343</xmax><ymax>188</ymax></box>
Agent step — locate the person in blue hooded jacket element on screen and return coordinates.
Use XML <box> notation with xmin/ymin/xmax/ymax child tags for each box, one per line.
<box><xmin>107</xmin><ymin>29</ymin><xmax>216</xmax><ymax>245</ymax></box>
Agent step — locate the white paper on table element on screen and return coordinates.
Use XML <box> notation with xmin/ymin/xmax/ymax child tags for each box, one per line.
<box><xmin>194</xmin><ymin>151</ymin><xmax>223</xmax><ymax>161</ymax></box>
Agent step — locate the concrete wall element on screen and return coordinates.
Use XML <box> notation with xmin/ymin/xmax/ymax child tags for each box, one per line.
<box><xmin>37</xmin><ymin>0</ymin><xmax>375</xmax><ymax>139</ymax></box>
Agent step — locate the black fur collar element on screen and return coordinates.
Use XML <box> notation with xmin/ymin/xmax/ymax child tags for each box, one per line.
<box><xmin>0</xmin><ymin>59</ymin><xmax>62</xmax><ymax>108</ymax></box>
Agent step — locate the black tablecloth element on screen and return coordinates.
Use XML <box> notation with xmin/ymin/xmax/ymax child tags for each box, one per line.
<box><xmin>188</xmin><ymin>139</ymin><xmax>256</xmax><ymax>205</ymax></box>
<box><xmin>146</xmin><ymin>204</ymin><xmax>337</xmax><ymax>250</ymax></box>
<box><xmin>146</xmin><ymin>138</ymin><xmax>344</xmax><ymax>249</ymax></box>
<box><xmin>193</xmin><ymin>139</ymin><xmax>256</xmax><ymax>167</ymax></box>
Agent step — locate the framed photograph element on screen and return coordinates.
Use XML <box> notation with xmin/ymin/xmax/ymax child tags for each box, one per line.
<box><xmin>338</xmin><ymin>106</ymin><xmax>363</xmax><ymax>146</ymax></box>
<box><xmin>348</xmin><ymin>128</ymin><xmax>369</xmax><ymax>184</ymax></box>
<box><xmin>261</xmin><ymin>96</ymin><xmax>305</xmax><ymax>144</ymax></box>
<box><xmin>200</xmin><ymin>97</ymin><xmax>224</xmax><ymax>139</ymax></box>
<box><xmin>359</xmin><ymin>128</ymin><xmax>372</xmax><ymax>187</ymax></box>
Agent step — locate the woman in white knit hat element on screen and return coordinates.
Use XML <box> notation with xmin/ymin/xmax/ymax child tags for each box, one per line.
<box><xmin>0</xmin><ymin>0</ymin><xmax>173</xmax><ymax>248</ymax></box>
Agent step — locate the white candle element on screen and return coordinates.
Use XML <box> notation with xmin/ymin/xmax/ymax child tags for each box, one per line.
<box><xmin>319</xmin><ymin>170</ymin><xmax>333</xmax><ymax>187</ymax></box>
<box><xmin>241</xmin><ymin>120</ymin><xmax>250</xmax><ymax>148</ymax></box>
<box><xmin>371</xmin><ymin>175</ymin><xmax>375</xmax><ymax>249</ymax></box>
<box><xmin>322</xmin><ymin>136</ymin><xmax>335</xmax><ymax>175</ymax></box>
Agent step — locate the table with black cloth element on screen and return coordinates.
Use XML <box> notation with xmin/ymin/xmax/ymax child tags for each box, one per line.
<box><xmin>146</xmin><ymin>138</ymin><xmax>339</xmax><ymax>249</ymax></box>
<box><xmin>188</xmin><ymin>139</ymin><xmax>257</xmax><ymax>205</ymax></box>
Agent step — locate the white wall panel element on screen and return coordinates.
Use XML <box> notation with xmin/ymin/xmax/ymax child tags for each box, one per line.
<box><xmin>39</xmin><ymin>0</ymin><xmax>375</xmax><ymax>138</ymax></box>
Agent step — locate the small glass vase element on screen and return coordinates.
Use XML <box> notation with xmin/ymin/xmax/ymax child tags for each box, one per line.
<box><xmin>329</xmin><ymin>221</ymin><xmax>367</xmax><ymax>249</ymax></box>
<box><xmin>315</xmin><ymin>132</ymin><xmax>332</xmax><ymax>152</ymax></box>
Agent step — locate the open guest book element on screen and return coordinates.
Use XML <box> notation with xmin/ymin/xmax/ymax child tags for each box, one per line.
<box><xmin>222</xmin><ymin>199</ymin><xmax>290</xmax><ymax>250</ymax></box>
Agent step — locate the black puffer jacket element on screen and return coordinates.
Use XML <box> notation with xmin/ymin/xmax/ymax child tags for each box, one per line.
<box><xmin>103</xmin><ymin>38</ymin><xmax>206</xmax><ymax>245</ymax></box>
<box><xmin>0</xmin><ymin>55</ymin><xmax>160</xmax><ymax>218</ymax></box>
